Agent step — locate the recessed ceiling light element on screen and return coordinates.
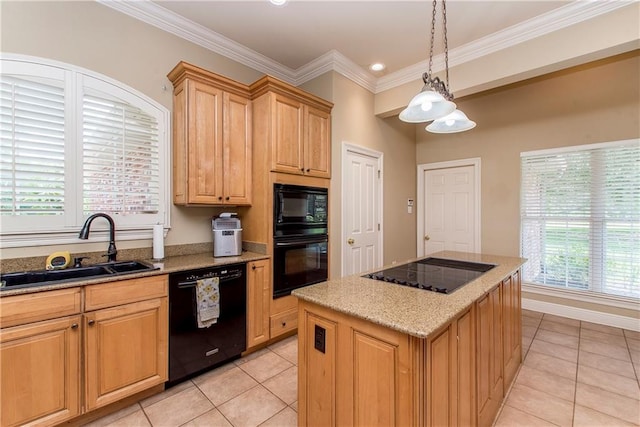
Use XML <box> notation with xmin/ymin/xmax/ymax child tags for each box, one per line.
<box><xmin>270</xmin><ymin>0</ymin><xmax>288</xmax><ymax>6</ymax></box>
<box><xmin>370</xmin><ymin>63</ymin><xmax>385</xmax><ymax>72</ymax></box>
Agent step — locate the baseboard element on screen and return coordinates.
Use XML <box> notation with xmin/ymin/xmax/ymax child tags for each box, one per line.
<box><xmin>522</xmin><ymin>298</ymin><xmax>640</xmax><ymax>332</ymax></box>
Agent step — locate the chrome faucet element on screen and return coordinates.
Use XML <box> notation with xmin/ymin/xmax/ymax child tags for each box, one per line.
<box><xmin>79</xmin><ymin>213</ymin><xmax>118</xmax><ymax>262</ymax></box>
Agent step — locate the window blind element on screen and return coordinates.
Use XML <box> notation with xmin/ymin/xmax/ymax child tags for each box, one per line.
<box><xmin>82</xmin><ymin>92</ymin><xmax>160</xmax><ymax>215</ymax></box>
<box><xmin>0</xmin><ymin>76</ymin><xmax>65</xmax><ymax>216</ymax></box>
<box><xmin>521</xmin><ymin>141</ymin><xmax>640</xmax><ymax>299</ymax></box>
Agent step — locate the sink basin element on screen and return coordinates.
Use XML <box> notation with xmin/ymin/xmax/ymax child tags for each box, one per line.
<box><xmin>1</xmin><ymin>261</ymin><xmax>158</xmax><ymax>291</ymax></box>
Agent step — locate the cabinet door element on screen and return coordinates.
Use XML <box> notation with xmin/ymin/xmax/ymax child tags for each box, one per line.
<box><xmin>299</xmin><ymin>311</ymin><xmax>338</xmax><ymax>427</ymax></box>
<box><xmin>502</xmin><ymin>271</ymin><xmax>521</xmax><ymax>389</ymax></box>
<box><xmin>223</xmin><ymin>92</ymin><xmax>252</xmax><ymax>205</ymax></box>
<box><xmin>247</xmin><ymin>259</ymin><xmax>270</xmax><ymax>348</ymax></box>
<box><xmin>476</xmin><ymin>287</ymin><xmax>503</xmax><ymax>427</ymax></box>
<box><xmin>1</xmin><ymin>315</ymin><xmax>81</xmax><ymax>427</ymax></box>
<box><xmin>426</xmin><ymin>306</ymin><xmax>475</xmax><ymax>427</ymax></box>
<box><xmin>426</xmin><ymin>323</ymin><xmax>453</xmax><ymax>427</ymax></box>
<box><xmin>271</xmin><ymin>93</ymin><xmax>303</xmax><ymax>175</ymax></box>
<box><xmin>85</xmin><ymin>298</ymin><xmax>168</xmax><ymax>410</ymax></box>
<box><xmin>187</xmin><ymin>80</ymin><xmax>224</xmax><ymax>204</ymax></box>
<box><xmin>456</xmin><ymin>307</ymin><xmax>476</xmax><ymax>427</ymax></box>
<box><xmin>303</xmin><ymin>105</ymin><xmax>331</xmax><ymax>178</ymax></box>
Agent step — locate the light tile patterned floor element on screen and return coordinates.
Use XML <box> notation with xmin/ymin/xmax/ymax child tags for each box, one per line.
<box><xmin>87</xmin><ymin>311</ymin><xmax>640</xmax><ymax>427</ymax></box>
<box><xmin>495</xmin><ymin>309</ymin><xmax>640</xmax><ymax>427</ymax></box>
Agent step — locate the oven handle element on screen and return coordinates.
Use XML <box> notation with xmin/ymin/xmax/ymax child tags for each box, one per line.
<box><xmin>275</xmin><ymin>237</ymin><xmax>328</xmax><ymax>247</ymax></box>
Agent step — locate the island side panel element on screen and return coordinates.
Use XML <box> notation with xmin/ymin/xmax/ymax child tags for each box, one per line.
<box><xmin>297</xmin><ymin>300</ymin><xmax>419</xmax><ymax>427</ymax></box>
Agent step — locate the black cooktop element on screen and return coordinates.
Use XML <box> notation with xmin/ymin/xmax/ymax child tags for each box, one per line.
<box><xmin>362</xmin><ymin>257</ymin><xmax>495</xmax><ymax>294</ymax></box>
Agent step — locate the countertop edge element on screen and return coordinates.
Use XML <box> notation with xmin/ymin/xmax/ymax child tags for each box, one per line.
<box><xmin>293</xmin><ymin>251</ymin><xmax>527</xmax><ymax>338</ymax></box>
<box><xmin>1</xmin><ymin>251</ymin><xmax>270</xmax><ymax>297</ymax></box>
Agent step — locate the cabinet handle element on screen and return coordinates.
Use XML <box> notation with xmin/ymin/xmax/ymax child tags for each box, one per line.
<box><xmin>252</xmin><ymin>264</ymin><xmax>256</xmax><ymax>270</ymax></box>
<box><xmin>88</xmin><ymin>319</ymin><xmax>95</xmax><ymax>326</ymax></box>
<box><xmin>225</xmin><ymin>196</ymin><xmax>230</xmax><ymax>201</ymax></box>
<box><xmin>71</xmin><ymin>323</ymin><xmax>78</xmax><ymax>329</ymax></box>
<box><xmin>300</xmin><ymin>168</ymin><xmax>304</xmax><ymax>172</ymax></box>
<box><xmin>306</xmin><ymin>168</ymin><xmax>310</xmax><ymax>172</ymax></box>
<box><xmin>218</xmin><ymin>196</ymin><xmax>223</xmax><ymax>201</ymax></box>
<box><xmin>282</xmin><ymin>321</ymin><xmax>287</xmax><ymax>327</ymax></box>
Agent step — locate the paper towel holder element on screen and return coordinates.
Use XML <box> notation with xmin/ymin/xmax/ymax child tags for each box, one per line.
<box><xmin>152</xmin><ymin>223</ymin><xmax>165</xmax><ymax>261</ymax></box>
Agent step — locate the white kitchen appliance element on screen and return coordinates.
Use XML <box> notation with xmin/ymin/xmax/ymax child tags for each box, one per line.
<box><xmin>212</xmin><ymin>213</ymin><xmax>242</xmax><ymax>257</ymax></box>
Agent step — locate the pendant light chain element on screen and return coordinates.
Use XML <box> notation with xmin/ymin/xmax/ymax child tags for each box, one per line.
<box><xmin>428</xmin><ymin>0</ymin><xmax>437</xmax><ymax>76</ymax></box>
<box><xmin>442</xmin><ymin>0</ymin><xmax>450</xmax><ymax>93</ymax></box>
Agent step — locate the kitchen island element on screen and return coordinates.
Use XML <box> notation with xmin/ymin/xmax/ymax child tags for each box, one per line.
<box><xmin>292</xmin><ymin>251</ymin><xmax>526</xmax><ymax>427</ymax></box>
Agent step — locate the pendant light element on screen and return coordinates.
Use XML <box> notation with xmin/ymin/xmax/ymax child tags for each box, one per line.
<box><xmin>426</xmin><ymin>109</ymin><xmax>476</xmax><ymax>133</ymax></box>
<box><xmin>399</xmin><ymin>0</ymin><xmax>476</xmax><ymax>133</ymax></box>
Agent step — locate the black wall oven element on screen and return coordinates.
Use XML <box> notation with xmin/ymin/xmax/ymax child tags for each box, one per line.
<box><xmin>274</xmin><ymin>183</ymin><xmax>328</xmax><ymax>236</ymax></box>
<box><xmin>273</xmin><ymin>184</ymin><xmax>328</xmax><ymax>298</ymax></box>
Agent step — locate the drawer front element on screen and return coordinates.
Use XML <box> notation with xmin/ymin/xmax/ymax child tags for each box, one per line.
<box><xmin>270</xmin><ymin>309</ymin><xmax>298</xmax><ymax>337</ymax></box>
<box><xmin>85</xmin><ymin>275</ymin><xmax>168</xmax><ymax>311</ymax></box>
<box><xmin>0</xmin><ymin>287</ymin><xmax>82</xmax><ymax>328</ymax></box>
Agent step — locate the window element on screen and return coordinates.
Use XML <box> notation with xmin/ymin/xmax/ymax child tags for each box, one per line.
<box><xmin>0</xmin><ymin>55</ymin><xmax>169</xmax><ymax>247</ymax></box>
<box><xmin>520</xmin><ymin>140</ymin><xmax>640</xmax><ymax>299</ymax></box>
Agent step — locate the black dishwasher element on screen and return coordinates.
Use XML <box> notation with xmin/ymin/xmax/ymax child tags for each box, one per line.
<box><xmin>168</xmin><ymin>263</ymin><xmax>246</xmax><ymax>386</ymax></box>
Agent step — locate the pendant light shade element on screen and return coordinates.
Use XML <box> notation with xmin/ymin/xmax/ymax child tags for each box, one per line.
<box><xmin>426</xmin><ymin>109</ymin><xmax>476</xmax><ymax>133</ymax></box>
<box><xmin>399</xmin><ymin>88</ymin><xmax>456</xmax><ymax>123</ymax></box>
<box><xmin>399</xmin><ymin>0</ymin><xmax>476</xmax><ymax>133</ymax></box>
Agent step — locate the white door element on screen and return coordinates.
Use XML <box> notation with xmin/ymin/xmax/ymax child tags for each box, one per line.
<box><xmin>417</xmin><ymin>159</ymin><xmax>480</xmax><ymax>257</ymax></box>
<box><xmin>342</xmin><ymin>144</ymin><xmax>383</xmax><ymax>277</ymax></box>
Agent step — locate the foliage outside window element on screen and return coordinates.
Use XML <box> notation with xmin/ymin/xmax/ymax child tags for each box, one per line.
<box><xmin>0</xmin><ymin>55</ymin><xmax>169</xmax><ymax>248</ymax></box>
<box><xmin>520</xmin><ymin>140</ymin><xmax>640</xmax><ymax>299</ymax></box>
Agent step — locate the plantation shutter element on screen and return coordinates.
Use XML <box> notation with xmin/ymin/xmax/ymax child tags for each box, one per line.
<box><xmin>82</xmin><ymin>90</ymin><xmax>160</xmax><ymax>216</ymax></box>
<box><xmin>521</xmin><ymin>141</ymin><xmax>640</xmax><ymax>299</ymax></box>
<box><xmin>0</xmin><ymin>76</ymin><xmax>65</xmax><ymax>216</ymax></box>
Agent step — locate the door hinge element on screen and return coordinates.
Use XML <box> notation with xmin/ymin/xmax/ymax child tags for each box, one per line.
<box><xmin>378</xmin><ymin>223</ymin><xmax>380</xmax><ymax>231</ymax></box>
<box><xmin>378</xmin><ymin>170</ymin><xmax>381</xmax><ymax>178</ymax></box>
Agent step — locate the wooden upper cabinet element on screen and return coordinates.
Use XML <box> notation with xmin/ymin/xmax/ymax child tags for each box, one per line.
<box><xmin>272</xmin><ymin>94</ymin><xmax>304</xmax><ymax>175</ymax></box>
<box><xmin>251</xmin><ymin>75</ymin><xmax>333</xmax><ymax>179</ymax></box>
<box><xmin>168</xmin><ymin>61</ymin><xmax>252</xmax><ymax>206</ymax></box>
<box><xmin>303</xmin><ymin>105</ymin><xmax>331</xmax><ymax>178</ymax></box>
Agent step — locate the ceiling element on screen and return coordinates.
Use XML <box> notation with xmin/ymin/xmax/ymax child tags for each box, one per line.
<box><xmin>154</xmin><ymin>1</ymin><xmax>569</xmax><ymax>73</ymax></box>
<box><xmin>101</xmin><ymin>1</ymin><xmax>629</xmax><ymax>92</ymax></box>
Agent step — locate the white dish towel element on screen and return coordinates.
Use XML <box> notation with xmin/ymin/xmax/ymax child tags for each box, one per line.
<box><xmin>196</xmin><ymin>277</ymin><xmax>220</xmax><ymax>328</ymax></box>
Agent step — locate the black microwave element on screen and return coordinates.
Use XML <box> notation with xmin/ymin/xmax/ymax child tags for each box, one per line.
<box><xmin>274</xmin><ymin>184</ymin><xmax>328</xmax><ymax>237</ymax></box>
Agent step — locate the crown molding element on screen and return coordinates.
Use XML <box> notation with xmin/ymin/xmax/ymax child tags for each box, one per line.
<box><xmin>98</xmin><ymin>0</ymin><xmax>632</xmax><ymax>94</ymax></box>
<box><xmin>375</xmin><ymin>0</ymin><xmax>632</xmax><ymax>93</ymax></box>
<box><xmin>97</xmin><ymin>0</ymin><xmax>297</xmax><ymax>83</ymax></box>
<box><xmin>294</xmin><ymin>50</ymin><xmax>377</xmax><ymax>92</ymax></box>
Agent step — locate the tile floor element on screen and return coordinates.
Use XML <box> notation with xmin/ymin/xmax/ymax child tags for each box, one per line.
<box><xmin>88</xmin><ymin>310</ymin><xmax>640</xmax><ymax>427</ymax></box>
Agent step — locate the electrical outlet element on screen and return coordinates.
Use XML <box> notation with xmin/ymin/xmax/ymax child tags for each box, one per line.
<box><xmin>314</xmin><ymin>325</ymin><xmax>326</xmax><ymax>353</ymax></box>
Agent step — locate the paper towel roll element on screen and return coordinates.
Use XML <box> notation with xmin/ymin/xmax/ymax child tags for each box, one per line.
<box><xmin>153</xmin><ymin>224</ymin><xmax>164</xmax><ymax>260</ymax></box>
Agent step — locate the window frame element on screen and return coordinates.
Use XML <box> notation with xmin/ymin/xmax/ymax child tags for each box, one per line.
<box><xmin>520</xmin><ymin>138</ymin><xmax>640</xmax><ymax>303</ymax></box>
<box><xmin>0</xmin><ymin>54</ymin><xmax>171</xmax><ymax>248</ymax></box>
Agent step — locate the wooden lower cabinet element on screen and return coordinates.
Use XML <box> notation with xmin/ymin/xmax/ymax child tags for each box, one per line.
<box><xmin>298</xmin><ymin>269</ymin><xmax>522</xmax><ymax>427</ymax></box>
<box><xmin>502</xmin><ymin>271</ymin><xmax>522</xmax><ymax>388</ymax></box>
<box><xmin>298</xmin><ymin>301</ymin><xmax>417</xmax><ymax>427</ymax></box>
<box><xmin>247</xmin><ymin>259</ymin><xmax>270</xmax><ymax>348</ymax></box>
<box><xmin>0</xmin><ymin>275</ymin><xmax>168</xmax><ymax>426</ymax></box>
<box><xmin>85</xmin><ymin>297</ymin><xmax>168</xmax><ymax>410</ymax></box>
<box><xmin>426</xmin><ymin>306</ymin><xmax>476</xmax><ymax>427</ymax></box>
<box><xmin>477</xmin><ymin>285</ymin><xmax>504</xmax><ymax>427</ymax></box>
<box><xmin>0</xmin><ymin>315</ymin><xmax>81</xmax><ymax>427</ymax></box>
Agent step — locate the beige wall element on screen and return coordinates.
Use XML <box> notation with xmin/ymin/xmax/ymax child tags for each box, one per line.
<box><xmin>415</xmin><ymin>51</ymin><xmax>639</xmax><ymax>317</ymax></box>
<box><xmin>0</xmin><ymin>1</ymin><xmax>264</xmax><ymax>258</ymax></box>
<box><xmin>304</xmin><ymin>73</ymin><xmax>416</xmax><ymax>278</ymax></box>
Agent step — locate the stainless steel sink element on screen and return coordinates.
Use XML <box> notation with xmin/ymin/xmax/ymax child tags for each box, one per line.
<box><xmin>1</xmin><ymin>261</ymin><xmax>158</xmax><ymax>290</ymax></box>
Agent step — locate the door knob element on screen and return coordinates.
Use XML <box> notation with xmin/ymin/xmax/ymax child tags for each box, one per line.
<box><xmin>347</xmin><ymin>238</ymin><xmax>354</xmax><ymax>245</ymax></box>
<box><xmin>424</xmin><ymin>235</ymin><xmax>430</xmax><ymax>241</ymax></box>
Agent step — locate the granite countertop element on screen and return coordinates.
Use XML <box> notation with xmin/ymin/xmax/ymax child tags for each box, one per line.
<box><xmin>0</xmin><ymin>251</ymin><xmax>269</xmax><ymax>297</ymax></box>
<box><xmin>292</xmin><ymin>251</ymin><xmax>527</xmax><ymax>339</ymax></box>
